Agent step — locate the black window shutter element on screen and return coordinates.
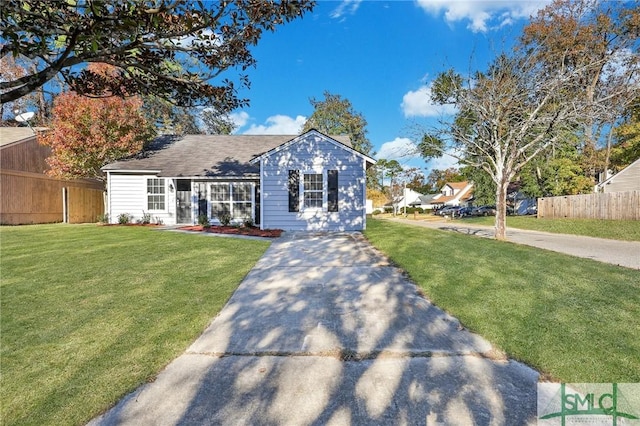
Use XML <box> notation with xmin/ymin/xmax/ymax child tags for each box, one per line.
<box><xmin>288</xmin><ymin>170</ymin><xmax>300</xmax><ymax>212</ymax></box>
<box><xmin>328</xmin><ymin>169</ymin><xmax>339</xmax><ymax>212</ymax></box>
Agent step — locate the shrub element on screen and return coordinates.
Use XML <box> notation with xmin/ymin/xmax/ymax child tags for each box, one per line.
<box><xmin>218</xmin><ymin>213</ymin><xmax>231</xmax><ymax>226</ymax></box>
<box><xmin>197</xmin><ymin>214</ymin><xmax>211</xmax><ymax>229</ymax></box>
<box><xmin>243</xmin><ymin>217</ymin><xmax>254</xmax><ymax>228</ymax></box>
<box><xmin>405</xmin><ymin>207</ymin><xmax>424</xmax><ymax>214</ymax></box>
<box><xmin>117</xmin><ymin>213</ymin><xmax>132</xmax><ymax>225</ymax></box>
<box><xmin>372</xmin><ymin>210</ymin><xmax>381</xmax><ymax>215</ymax></box>
<box><xmin>138</xmin><ymin>211</ymin><xmax>152</xmax><ymax>225</ymax></box>
<box><xmin>97</xmin><ymin>213</ymin><xmax>109</xmax><ymax>224</ymax></box>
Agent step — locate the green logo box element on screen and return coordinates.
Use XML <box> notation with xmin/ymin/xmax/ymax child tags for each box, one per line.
<box><xmin>538</xmin><ymin>383</ymin><xmax>640</xmax><ymax>425</ymax></box>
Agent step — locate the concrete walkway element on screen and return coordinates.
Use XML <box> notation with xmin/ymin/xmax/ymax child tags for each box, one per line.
<box><xmin>391</xmin><ymin>218</ymin><xmax>640</xmax><ymax>270</ymax></box>
<box><xmin>89</xmin><ymin>232</ymin><xmax>539</xmax><ymax>425</ymax></box>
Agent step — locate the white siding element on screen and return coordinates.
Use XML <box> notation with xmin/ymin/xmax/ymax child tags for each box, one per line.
<box><xmin>603</xmin><ymin>160</ymin><xmax>640</xmax><ymax>193</ymax></box>
<box><xmin>260</xmin><ymin>133</ymin><xmax>367</xmax><ymax>231</ymax></box>
<box><xmin>107</xmin><ymin>174</ymin><xmax>175</xmax><ymax>225</ymax></box>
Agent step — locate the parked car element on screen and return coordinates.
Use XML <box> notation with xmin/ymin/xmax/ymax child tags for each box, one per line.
<box><xmin>458</xmin><ymin>207</ymin><xmax>474</xmax><ymax>217</ymax></box>
<box><xmin>437</xmin><ymin>206</ymin><xmax>461</xmax><ymax>216</ymax></box>
<box><xmin>472</xmin><ymin>205</ymin><xmax>497</xmax><ymax>216</ymax></box>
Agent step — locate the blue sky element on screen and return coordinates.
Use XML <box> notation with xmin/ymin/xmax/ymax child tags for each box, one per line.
<box><xmin>229</xmin><ymin>0</ymin><xmax>552</xmax><ymax>174</ymax></box>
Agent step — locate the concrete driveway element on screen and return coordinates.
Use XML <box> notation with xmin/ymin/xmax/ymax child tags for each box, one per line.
<box><xmin>392</xmin><ymin>218</ymin><xmax>640</xmax><ymax>270</ymax></box>
<box><xmin>89</xmin><ymin>232</ymin><xmax>539</xmax><ymax>425</ymax></box>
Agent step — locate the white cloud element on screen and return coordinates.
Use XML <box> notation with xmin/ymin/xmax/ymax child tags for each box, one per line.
<box><xmin>376</xmin><ymin>137</ymin><xmax>420</xmax><ymax>161</ymax></box>
<box><xmin>415</xmin><ymin>0</ymin><xmax>552</xmax><ymax>32</ymax></box>
<box><xmin>167</xmin><ymin>29</ymin><xmax>221</xmax><ymax>48</ymax></box>
<box><xmin>229</xmin><ymin>111</ymin><xmax>249</xmax><ymax>129</ymax></box>
<box><xmin>242</xmin><ymin>114</ymin><xmax>306</xmax><ymax>135</ymax></box>
<box><xmin>330</xmin><ymin>0</ymin><xmax>362</xmax><ymax>19</ymax></box>
<box><xmin>425</xmin><ymin>151</ymin><xmax>460</xmax><ymax>172</ymax></box>
<box><xmin>401</xmin><ymin>84</ymin><xmax>457</xmax><ymax>118</ymax></box>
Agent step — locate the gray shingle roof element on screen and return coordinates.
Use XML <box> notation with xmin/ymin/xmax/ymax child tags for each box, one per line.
<box><xmin>102</xmin><ymin>133</ymin><xmax>352</xmax><ymax>178</ymax></box>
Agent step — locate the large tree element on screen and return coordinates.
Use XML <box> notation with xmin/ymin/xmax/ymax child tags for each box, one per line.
<box><xmin>39</xmin><ymin>91</ymin><xmax>155</xmax><ymax>182</ymax></box>
<box><xmin>0</xmin><ymin>0</ymin><xmax>314</xmax><ymax>109</ymax></box>
<box><xmin>0</xmin><ymin>55</ymin><xmax>49</xmax><ymax>124</ymax></box>
<box><xmin>420</xmin><ymin>53</ymin><xmax>593</xmax><ymax>240</ymax></box>
<box><xmin>610</xmin><ymin>97</ymin><xmax>640</xmax><ymax>171</ymax></box>
<box><xmin>142</xmin><ymin>95</ymin><xmax>202</xmax><ymax>136</ymax></box>
<box><xmin>201</xmin><ymin>107</ymin><xmax>237</xmax><ymax>135</ymax></box>
<box><xmin>302</xmin><ymin>91</ymin><xmax>373</xmax><ymax>155</ymax></box>
<box><xmin>520</xmin><ymin>0</ymin><xmax>640</xmax><ymax>179</ymax></box>
<box><xmin>425</xmin><ymin>167</ymin><xmax>464</xmax><ymax>193</ymax></box>
<box><xmin>518</xmin><ymin>133</ymin><xmax>594</xmax><ymax>198</ymax></box>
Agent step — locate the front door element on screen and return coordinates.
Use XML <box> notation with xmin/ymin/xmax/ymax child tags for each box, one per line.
<box><xmin>176</xmin><ymin>179</ymin><xmax>192</xmax><ymax>223</ymax></box>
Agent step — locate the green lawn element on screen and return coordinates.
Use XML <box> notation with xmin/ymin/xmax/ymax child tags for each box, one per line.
<box><xmin>365</xmin><ymin>218</ymin><xmax>640</xmax><ymax>383</ymax></box>
<box><xmin>458</xmin><ymin>215</ymin><xmax>640</xmax><ymax>241</ymax></box>
<box><xmin>0</xmin><ymin>224</ymin><xmax>270</xmax><ymax>426</ymax></box>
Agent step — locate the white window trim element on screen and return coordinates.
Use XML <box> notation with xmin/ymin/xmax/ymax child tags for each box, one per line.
<box><xmin>300</xmin><ymin>171</ymin><xmax>327</xmax><ymax>212</ymax></box>
<box><xmin>209</xmin><ymin>182</ymin><xmax>255</xmax><ymax>222</ymax></box>
<box><xmin>146</xmin><ymin>177</ymin><xmax>166</xmax><ymax>211</ymax></box>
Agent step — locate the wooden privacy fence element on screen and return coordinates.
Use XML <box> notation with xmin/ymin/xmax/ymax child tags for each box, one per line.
<box><xmin>65</xmin><ymin>186</ymin><xmax>105</xmax><ymax>224</ymax></box>
<box><xmin>0</xmin><ymin>169</ymin><xmax>104</xmax><ymax>225</ymax></box>
<box><xmin>538</xmin><ymin>191</ymin><xmax>640</xmax><ymax>220</ymax></box>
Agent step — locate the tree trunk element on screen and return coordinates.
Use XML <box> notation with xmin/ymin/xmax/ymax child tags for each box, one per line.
<box><xmin>494</xmin><ymin>180</ymin><xmax>509</xmax><ymax>241</ymax></box>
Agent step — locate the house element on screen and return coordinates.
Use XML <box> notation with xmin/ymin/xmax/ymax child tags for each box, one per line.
<box><xmin>429</xmin><ymin>181</ymin><xmax>474</xmax><ymax>209</ymax></box>
<box><xmin>595</xmin><ymin>158</ymin><xmax>640</xmax><ymax>193</ymax></box>
<box><xmin>409</xmin><ymin>194</ymin><xmax>440</xmax><ymax>210</ymax></box>
<box><xmin>102</xmin><ymin>129</ymin><xmax>376</xmax><ymax>231</ymax></box>
<box><xmin>384</xmin><ymin>187</ymin><xmax>424</xmax><ymax>213</ymax></box>
<box><xmin>506</xmin><ymin>182</ymin><xmax>537</xmax><ymax>215</ymax></box>
<box><xmin>0</xmin><ymin>127</ymin><xmax>104</xmax><ymax>224</ymax></box>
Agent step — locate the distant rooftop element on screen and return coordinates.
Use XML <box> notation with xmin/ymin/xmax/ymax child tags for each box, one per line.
<box><xmin>0</xmin><ymin>127</ymin><xmax>47</xmax><ymax>147</ymax></box>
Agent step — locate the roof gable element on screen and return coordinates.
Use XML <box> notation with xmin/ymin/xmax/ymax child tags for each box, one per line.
<box><xmin>598</xmin><ymin>157</ymin><xmax>640</xmax><ymax>188</ymax></box>
<box><xmin>444</xmin><ymin>181</ymin><xmax>469</xmax><ymax>191</ymax></box>
<box><xmin>434</xmin><ymin>181</ymin><xmax>474</xmax><ymax>204</ymax></box>
<box><xmin>249</xmin><ymin>129</ymin><xmax>376</xmax><ymax>165</ymax></box>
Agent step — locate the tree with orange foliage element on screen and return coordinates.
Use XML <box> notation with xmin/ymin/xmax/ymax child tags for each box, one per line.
<box><xmin>520</xmin><ymin>0</ymin><xmax>640</xmax><ymax>178</ymax></box>
<box><xmin>38</xmin><ymin>89</ymin><xmax>155</xmax><ymax>182</ymax></box>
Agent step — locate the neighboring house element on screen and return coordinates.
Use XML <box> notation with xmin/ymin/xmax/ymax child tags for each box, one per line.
<box><xmin>409</xmin><ymin>194</ymin><xmax>440</xmax><ymax>210</ymax></box>
<box><xmin>385</xmin><ymin>188</ymin><xmax>424</xmax><ymax>213</ymax></box>
<box><xmin>595</xmin><ymin>158</ymin><xmax>640</xmax><ymax>193</ymax></box>
<box><xmin>102</xmin><ymin>129</ymin><xmax>375</xmax><ymax>231</ymax></box>
<box><xmin>0</xmin><ymin>127</ymin><xmax>104</xmax><ymax>224</ymax></box>
<box><xmin>430</xmin><ymin>181</ymin><xmax>474</xmax><ymax>208</ymax></box>
<box><xmin>506</xmin><ymin>183</ymin><xmax>537</xmax><ymax>215</ymax></box>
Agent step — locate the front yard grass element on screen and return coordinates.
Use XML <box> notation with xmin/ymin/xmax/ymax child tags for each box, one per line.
<box><xmin>458</xmin><ymin>216</ymin><xmax>640</xmax><ymax>241</ymax></box>
<box><xmin>1</xmin><ymin>224</ymin><xmax>270</xmax><ymax>426</ymax></box>
<box><xmin>364</xmin><ymin>218</ymin><xmax>640</xmax><ymax>383</ymax></box>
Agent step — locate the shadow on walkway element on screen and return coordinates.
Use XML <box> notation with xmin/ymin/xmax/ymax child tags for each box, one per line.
<box><xmin>89</xmin><ymin>232</ymin><xmax>539</xmax><ymax>425</ymax></box>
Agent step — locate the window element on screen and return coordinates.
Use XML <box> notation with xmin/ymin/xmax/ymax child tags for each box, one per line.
<box><xmin>147</xmin><ymin>178</ymin><xmax>165</xmax><ymax>210</ymax></box>
<box><xmin>210</xmin><ymin>184</ymin><xmax>230</xmax><ymax>217</ymax></box>
<box><xmin>209</xmin><ymin>183</ymin><xmax>253</xmax><ymax>220</ymax></box>
<box><xmin>303</xmin><ymin>173</ymin><xmax>323</xmax><ymax>209</ymax></box>
<box><xmin>288</xmin><ymin>170</ymin><xmax>339</xmax><ymax>212</ymax></box>
<box><xmin>232</xmin><ymin>183</ymin><xmax>253</xmax><ymax>219</ymax></box>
